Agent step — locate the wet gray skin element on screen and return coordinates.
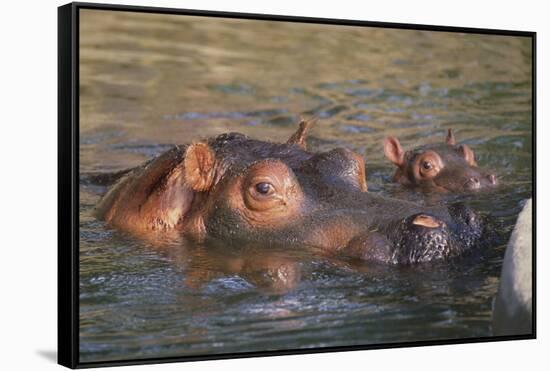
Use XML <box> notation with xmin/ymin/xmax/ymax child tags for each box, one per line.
<box><xmin>183</xmin><ymin>132</ymin><xmax>486</xmax><ymax>264</ymax></box>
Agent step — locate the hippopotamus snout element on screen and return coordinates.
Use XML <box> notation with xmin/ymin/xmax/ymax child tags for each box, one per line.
<box><xmin>463</xmin><ymin>172</ymin><xmax>498</xmax><ymax>190</ymax></box>
<box><xmin>388</xmin><ymin>203</ymin><xmax>484</xmax><ymax>264</ymax></box>
<box><xmin>446</xmin><ymin>202</ymin><xmax>485</xmax><ymax>246</ymax></box>
<box><xmin>337</xmin><ymin>199</ymin><xmax>485</xmax><ymax>265</ymax></box>
<box><xmin>391</xmin><ymin>213</ymin><xmax>452</xmax><ymax>264</ymax></box>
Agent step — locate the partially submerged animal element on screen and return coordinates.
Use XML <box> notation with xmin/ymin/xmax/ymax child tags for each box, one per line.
<box><xmin>492</xmin><ymin>198</ymin><xmax>532</xmax><ymax>336</ymax></box>
<box><xmin>95</xmin><ymin>120</ymin><xmax>485</xmax><ymax>264</ymax></box>
<box><xmin>384</xmin><ymin>129</ymin><xmax>497</xmax><ymax>192</ymax></box>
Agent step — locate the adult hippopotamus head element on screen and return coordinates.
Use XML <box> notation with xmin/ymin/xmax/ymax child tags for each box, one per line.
<box><xmin>384</xmin><ymin>129</ymin><xmax>497</xmax><ymax>192</ymax></box>
<box><xmin>96</xmin><ymin>120</ymin><xmax>485</xmax><ymax>264</ymax></box>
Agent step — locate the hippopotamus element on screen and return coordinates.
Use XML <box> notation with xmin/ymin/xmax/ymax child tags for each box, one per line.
<box><xmin>384</xmin><ymin>129</ymin><xmax>497</xmax><ymax>192</ymax></box>
<box><xmin>95</xmin><ymin>120</ymin><xmax>485</xmax><ymax>264</ymax></box>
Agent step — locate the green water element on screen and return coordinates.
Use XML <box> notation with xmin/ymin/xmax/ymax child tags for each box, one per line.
<box><xmin>78</xmin><ymin>9</ymin><xmax>532</xmax><ymax>363</ymax></box>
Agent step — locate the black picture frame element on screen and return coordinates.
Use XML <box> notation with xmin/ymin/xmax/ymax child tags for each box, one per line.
<box><xmin>58</xmin><ymin>2</ymin><xmax>536</xmax><ymax>369</ymax></box>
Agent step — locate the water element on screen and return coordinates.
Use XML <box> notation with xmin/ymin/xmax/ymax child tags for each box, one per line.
<box><xmin>78</xmin><ymin>9</ymin><xmax>533</xmax><ymax>363</ymax></box>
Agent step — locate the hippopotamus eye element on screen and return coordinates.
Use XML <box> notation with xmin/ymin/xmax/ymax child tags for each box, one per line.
<box><xmin>422</xmin><ymin>161</ymin><xmax>433</xmax><ymax>171</ymax></box>
<box><xmin>255</xmin><ymin>182</ymin><xmax>274</xmax><ymax>195</ymax></box>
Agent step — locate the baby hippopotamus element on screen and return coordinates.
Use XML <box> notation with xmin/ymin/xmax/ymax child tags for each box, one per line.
<box><xmin>384</xmin><ymin>129</ymin><xmax>497</xmax><ymax>192</ymax></box>
<box><xmin>96</xmin><ymin>120</ymin><xmax>485</xmax><ymax>264</ymax></box>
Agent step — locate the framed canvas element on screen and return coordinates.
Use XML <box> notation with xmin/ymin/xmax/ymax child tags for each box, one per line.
<box><xmin>58</xmin><ymin>2</ymin><xmax>536</xmax><ymax>368</ymax></box>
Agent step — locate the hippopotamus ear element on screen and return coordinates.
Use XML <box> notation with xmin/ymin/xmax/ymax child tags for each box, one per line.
<box><xmin>446</xmin><ymin>128</ymin><xmax>456</xmax><ymax>145</ymax></box>
<box><xmin>384</xmin><ymin>136</ymin><xmax>405</xmax><ymax>167</ymax></box>
<box><xmin>287</xmin><ymin>118</ymin><xmax>315</xmax><ymax>150</ymax></box>
<box><xmin>457</xmin><ymin>144</ymin><xmax>478</xmax><ymax>167</ymax></box>
<box><xmin>184</xmin><ymin>142</ymin><xmax>217</xmax><ymax>191</ymax></box>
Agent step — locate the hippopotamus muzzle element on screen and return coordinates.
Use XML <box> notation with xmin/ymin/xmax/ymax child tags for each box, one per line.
<box><xmin>301</xmin><ymin>190</ymin><xmax>485</xmax><ymax>265</ymax></box>
<box><xmin>385</xmin><ymin>203</ymin><xmax>484</xmax><ymax>264</ymax></box>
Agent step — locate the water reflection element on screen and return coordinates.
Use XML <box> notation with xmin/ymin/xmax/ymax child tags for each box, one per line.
<box><xmin>79</xmin><ymin>9</ymin><xmax>532</xmax><ymax>363</ymax></box>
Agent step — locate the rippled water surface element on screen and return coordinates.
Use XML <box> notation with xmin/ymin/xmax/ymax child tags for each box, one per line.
<box><xmin>79</xmin><ymin>9</ymin><xmax>533</xmax><ymax>363</ymax></box>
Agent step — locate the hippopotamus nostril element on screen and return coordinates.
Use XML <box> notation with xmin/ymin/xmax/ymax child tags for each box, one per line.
<box><xmin>465</xmin><ymin>177</ymin><xmax>481</xmax><ymax>190</ymax></box>
<box><xmin>412</xmin><ymin>214</ymin><xmax>442</xmax><ymax>228</ymax></box>
<box><xmin>488</xmin><ymin>174</ymin><xmax>497</xmax><ymax>185</ymax></box>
